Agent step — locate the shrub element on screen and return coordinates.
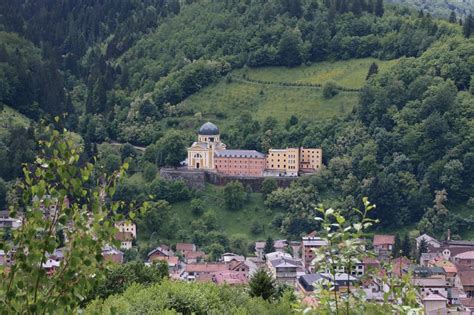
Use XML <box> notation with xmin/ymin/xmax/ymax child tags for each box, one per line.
<box><xmin>322</xmin><ymin>80</ymin><xmax>340</xmax><ymax>99</ymax></box>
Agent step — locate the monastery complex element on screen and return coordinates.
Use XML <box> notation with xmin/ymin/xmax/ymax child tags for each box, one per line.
<box><xmin>187</xmin><ymin>122</ymin><xmax>322</xmax><ymax>177</ymax></box>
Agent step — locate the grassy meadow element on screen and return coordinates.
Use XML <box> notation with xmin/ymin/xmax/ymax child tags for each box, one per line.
<box><xmin>234</xmin><ymin>58</ymin><xmax>400</xmax><ymax>89</ymax></box>
<box><xmin>166</xmin><ymin>58</ymin><xmax>399</xmax><ymax>133</ymax></box>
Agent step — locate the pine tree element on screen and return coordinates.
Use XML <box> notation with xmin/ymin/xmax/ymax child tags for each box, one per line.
<box><xmin>263</xmin><ymin>236</ymin><xmax>275</xmax><ymax>255</ymax></box>
<box><xmin>366</xmin><ymin>62</ymin><xmax>379</xmax><ymax>80</ymax></box>
<box><xmin>367</xmin><ymin>0</ymin><xmax>374</xmax><ymax>13</ymax></box>
<box><xmin>449</xmin><ymin>11</ymin><xmax>457</xmax><ymax>23</ymax></box>
<box><xmin>392</xmin><ymin>234</ymin><xmax>401</xmax><ymax>258</ymax></box>
<box><xmin>463</xmin><ymin>14</ymin><xmax>473</xmax><ymax>38</ymax></box>
<box><xmin>351</xmin><ymin>0</ymin><xmax>363</xmax><ymax>15</ymax></box>
<box><xmin>248</xmin><ymin>268</ymin><xmax>276</xmax><ymax>301</ymax></box>
<box><xmin>374</xmin><ymin>0</ymin><xmax>384</xmax><ymax>17</ymax></box>
<box><xmin>402</xmin><ymin>234</ymin><xmax>411</xmax><ymax>258</ymax></box>
<box><xmin>417</xmin><ymin>238</ymin><xmax>428</xmax><ymax>263</ymax></box>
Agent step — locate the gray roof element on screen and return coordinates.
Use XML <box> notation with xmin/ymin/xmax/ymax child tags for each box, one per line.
<box><xmin>199</xmin><ymin>122</ymin><xmax>219</xmax><ymax>135</ymax></box>
<box><xmin>215</xmin><ymin>149</ymin><xmax>265</xmax><ymax>159</ymax></box>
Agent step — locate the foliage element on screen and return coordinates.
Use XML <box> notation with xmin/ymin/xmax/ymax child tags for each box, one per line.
<box><xmin>322</xmin><ymin>81</ymin><xmax>340</xmax><ymax>99</ymax></box>
<box><xmin>261</xmin><ymin>178</ymin><xmax>278</xmax><ymax>199</ymax></box>
<box><xmin>190</xmin><ymin>198</ymin><xmax>205</xmax><ymax>216</ymax></box>
<box><xmin>0</xmin><ymin>124</ymin><xmax>146</xmax><ymax>313</ymax></box>
<box><xmin>311</xmin><ymin>198</ymin><xmax>421</xmax><ymax>314</ymax></box>
<box><xmin>145</xmin><ymin>130</ymin><xmax>187</xmax><ymax>167</ymax></box>
<box><xmin>88</xmin><ymin>261</ymin><xmax>168</xmax><ymax>301</ymax></box>
<box><xmin>85</xmin><ymin>280</ymin><xmax>293</xmax><ymax>314</ymax></box>
<box><xmin>248</xmin><ymin>268</ymin><xmax>277</xmax><ymax>301</ymax></box>
<box><xmin>223</xmin><ymin>181</ymin><xmax>246</xmax><ymax>210</ymax></box>
<box><xmin>263</xmin><ymin>236</ymin><xmax>275</xmax><ymax>255</ymax></box>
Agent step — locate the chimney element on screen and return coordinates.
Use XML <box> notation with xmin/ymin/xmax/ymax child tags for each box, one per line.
<box><xmin>447</xmin><ymin>229</ymin><xmax>451</xmax><ymax>241</ymax></box>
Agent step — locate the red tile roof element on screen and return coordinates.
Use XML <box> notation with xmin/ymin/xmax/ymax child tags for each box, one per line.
<box><xmin>185</xmin><ymin>251</ymin><xmax>206</xmax><ymax>259</ymax></box>
<box><xmin>176</xmin><ymin>243</ymin><xmax>195</xmax><ymax>252</ymax></box>
<box><xmin>152</xmin><ymin>256</ymin><xmax>179</xmax><ymax>266</ymax></box>
<box><xmin>373</xmin><ymin>235</ymin><xmax>395</xmax><ymax>246</ymax></box>
<box><xmin>185</xmin><ymin>263</ymin><xmax>229</xmax><ymax>273</ymax></box>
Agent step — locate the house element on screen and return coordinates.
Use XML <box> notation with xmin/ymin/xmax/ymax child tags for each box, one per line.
<box><xmin>416</xmin><ymin>234</ymin><xmax>441</xmax><ymax>249</ymax></box>
<box><xmin>222</xmin><ymin>253</ymin><xmax>245</xmax><ymax>263</ymax></box>
<box><xmin>422</xmin><ymin>293</ymin><xmax>448</xmax><ymax>315</ymax></box>
<box><xmin>42</xmin><ymin>258</ymin><xmax>60</xmax><ymax>276</ymax></box>
<box><xmin>460</xmin><ymin>297</ymin><xmax>474</xmax><ymax>312</ymax></box>
<box><xmin>268</xmin><ymin>258</ymin><xmax>300</xmax><ymax>285</ymax></box>
<box><xmin>455</xmin><ymin>270</ymin><xmax>474</xmax><ymax>297</ymax></box>
<box><xmin>114</xmin><ymin>231</ymin><xmax>134</xmax><ymax>250</ymax></box>
<box><xmin>265</xmin><ymin>251</ymin><xmax>292</xmax><ymax>262</ymax></box>
<box><xmin>274</xmin><ymin>239</ymin><xmax>288</xmax><ymax>252</ymax></box>
<box><xmin>184</xmin><ymin>251</ymin><xmax>206</xmax><ymax>264</ymax></box>
<box><xmin>150</xmin><ymin>256</ymin><xmax>179</xmax><ymax>272</ymax></box>
<box><xmin>210</xmin><ymin>271</ymin><xmax>248</xmax><ymax>285</ymax></box>
<box><xmin>148</xmin><ymin>246</ymin><xmax>174</xmax><ymax>262</ymax></box>
<box><xmin>115</xmin><ymin>220</ymin><xmax>136</xmax><ymax>238</ymax></box>
<box><xmin>373</xmin><ymin>235</ymin><xmax>395</xmax><ymax>261</ymax></box>
<box><xmin>411</xmin><ymin>267</ymin><xmax>449</xmax><ymax>298</ymax></box>
<box><xmin>228</xmin><ymin>260</ymin><xmax>250</xmax><ymax>274</ymax></box>
<box><xmin>391</xmin><ymin>257</ymin><xmax>412</xmax><ymax>277</ymax></box>
<box><xmin>176</xmin><ymin>243</ymin><xmax>197</xmax><ymax>254</ymax></box>
<box><xmin>102</xmin><ymin>245</ymin><xmax>123</xmax><ymax>264</ymax></box>
<box><xmin>454</xmin><ymin>251</ymin><xmax>474</xmax><ymax>267</ymax></box>
<box><xmin>182</xmin><ymin>263</ymin><xmax>229</xmax><ymax>281</ymax></box>
<box><xmin>302</xmin><ymin>231</ymin><xmax>327</xmax><ymax>272</ymax></box>
<box><xmin>255</xmin><ymin>242</ymin><xmax>265</xmax><ymax>259</ymax></box>
<box><xmin>298</xmin><ymin>273</ymin><xmax>358</xmax><ymax>293</ymax></box>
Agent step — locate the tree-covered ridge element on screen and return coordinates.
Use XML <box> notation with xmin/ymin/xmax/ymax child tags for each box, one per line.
<box><xmin>387</xmin><ymin>0</ymin><xmax>473</xmax><ymax>19</ymax></box>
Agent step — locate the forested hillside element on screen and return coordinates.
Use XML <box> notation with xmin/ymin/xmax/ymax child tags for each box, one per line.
<box><xmin>0</xmin><ymin>0</ymin><xmax>473</xmax><ymax>243</ymax></box>
<box><xmin>388</xmin><ymin>0</ymin><xmax>473</xmax><ymax>18</ymax></box>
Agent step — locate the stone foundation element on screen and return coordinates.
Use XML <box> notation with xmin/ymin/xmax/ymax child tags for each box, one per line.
<box><xmin>159</xmin><ymin>168</ymin><xmax>296</xmax><ymax>192</ymax></box>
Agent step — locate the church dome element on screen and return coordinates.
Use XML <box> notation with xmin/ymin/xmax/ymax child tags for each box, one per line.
<box><xmin>198</xmin><ymin>122</ymin><xmax>219</xmax><ymax>135</ymax></box>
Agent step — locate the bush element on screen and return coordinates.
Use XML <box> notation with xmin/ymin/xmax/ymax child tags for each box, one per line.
<box><xmin>250</xmin><ymin>220</ymin><xmax>263</xmax><ymax>235</ymax></box>
<box><xmin>322</xmin><ymin>80</ymin><xmax>340</xmax><ymax>99</ymax></box>
<box><xmin>190</xmin><ymin>198</ymin><xmax>205</xmax><ymax>216</ymax></box>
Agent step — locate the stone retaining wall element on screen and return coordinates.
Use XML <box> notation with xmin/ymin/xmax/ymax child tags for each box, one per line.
<box><xmin>160</xmin><ymin>168</ymin><xmax>296</xmax><ymax>192</ymax></box>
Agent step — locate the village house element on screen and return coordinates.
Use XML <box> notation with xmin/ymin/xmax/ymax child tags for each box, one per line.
<box><xmin>453</xmin><ymin>251</ymin><xmax>474</xmax><ymax>267</ymax></box>
<box><xmin>184</xmin><ymin>251</ymin><xmax>206</xmax><ymax>264</ymax></box>
<box><xmin>373</xmin><ymin>234</ymin><xmax>395</xmax><ymax>261</ymax></box>
<box><xmin>102</xmin><ymin>245</ymin><xmax>124</xmax><ymax>264</ymax></box>
<box><xmin>115</xmin><ymin>231</ymin><xmax>134</xmax><ymax>250</ymax></box>
<box><xmin>115</xmin><ymin>220</ymin><xmax>136</xmax><ymax>238</ymax></box>
<box><xmin>455</xmin><ymin>270</ymin><xmax>474</xmax><ymax>297</ymax></box>
<box><xmin>302</xmin><ymin>231</ymin><xmax>327</xmax><ymax>272</ymax></box>
<box><xmin>149</xmin><ymin>256</ymin><xmax>180</xmax><ymax>273</ymax></box>
<box><xmin>147</xmin><ymin>246</ymin><xmax>174</xmax><ymax>262</ymax></box>
<box><xmin>42</xmin><ymin>258</ymin><xmax>60</xmax><ymax>276</ymax></box>
<box><xmin>422</xmin><ymin>293</ymin><xmax>448</xmax><ymax>315</ymax></box>
<box><xmin>416</xmin><ymin>234</ymin><xmax>441</xmax><ymax>249</ymax></box>
<box><xmin>221</xmin><ymin>253</ymin><xmax>245</xmax><ymax>263</ymax></box>
<box><xmin>298</xmin><ymin>273</ymin><xmax>358</xmax><ymax>294</ymax></box>
<box><xmin>176</xmin><ymin>242</ymin><xmax>197</xmax><ymax>254</ymax></box>
<box><xmin>210</xmin><ymin>271</ymin><xmax>248</xmax><ymax>286</ymax></box>
<box><xmin>182</xmin><ymin>263</ymin><xmax>229</xmax><ymax>281</ymax></box>
<box><xmin>0</xmin><ymin>210</ymin><xmax>22</xmax><ymax>229</ymax></box>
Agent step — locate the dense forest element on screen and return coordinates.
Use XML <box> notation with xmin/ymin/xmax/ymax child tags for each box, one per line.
<box><xmin>0</xmin><ymin>0</ymin><xmax>473</xmax><ymax>247</ymax></box>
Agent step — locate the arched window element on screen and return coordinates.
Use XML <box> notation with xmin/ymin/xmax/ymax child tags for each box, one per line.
<box><xmin>194</xmin><ymin>153</ymin><xmax>202</xmax><ymax>158</ymax></box>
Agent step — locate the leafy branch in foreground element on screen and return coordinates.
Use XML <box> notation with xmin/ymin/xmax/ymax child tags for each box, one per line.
<box><xmin>310</xmin><ymin>198</ymin><xmax>421</xmax><ymax>315</ymax></box>
<box><xmin>0</xmin><ymin>123</ymin><xmax>147</xmax><ymax>313</ymax></box>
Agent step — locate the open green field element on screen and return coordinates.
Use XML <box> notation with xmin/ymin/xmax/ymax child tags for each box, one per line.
<box><xmin>234</xmin><ymin>58</ymin><xmax>400</xmax><ymax>89</ymax></box>
<box><xmin>170</xmin><ymin>184</ymin><xmax>282</xmax><ymax>243</ymax></box>
<box><xmin>0</xmin><ymin>105</ymin><xmax>30</xmax><ymax>138</ymax></box>
<box><xmin>168</xmin><ymin>58</ymin><xmax>399</xmax><ymax>132</ymax></box>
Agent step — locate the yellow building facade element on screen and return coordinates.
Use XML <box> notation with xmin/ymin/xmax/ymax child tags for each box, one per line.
<box><xmin>187</xmin><ymin>122</ymin><xmax>226</xmax><ymax>169</ymax></box>
<box><xmin>266</xmin><ymin>147</ymin><xmax>322</xmax><ymax>176</ymax></box>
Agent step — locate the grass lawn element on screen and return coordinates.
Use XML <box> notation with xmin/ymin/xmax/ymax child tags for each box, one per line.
<box><xmin>234</xmin><ymin>57</ymin><xmax>400</xmax><ymax>89</ymax></box>
<box><xmin>170</xmin><ymin>184</ymin><xmax>283</xmax><ymax>244</ymax></box>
